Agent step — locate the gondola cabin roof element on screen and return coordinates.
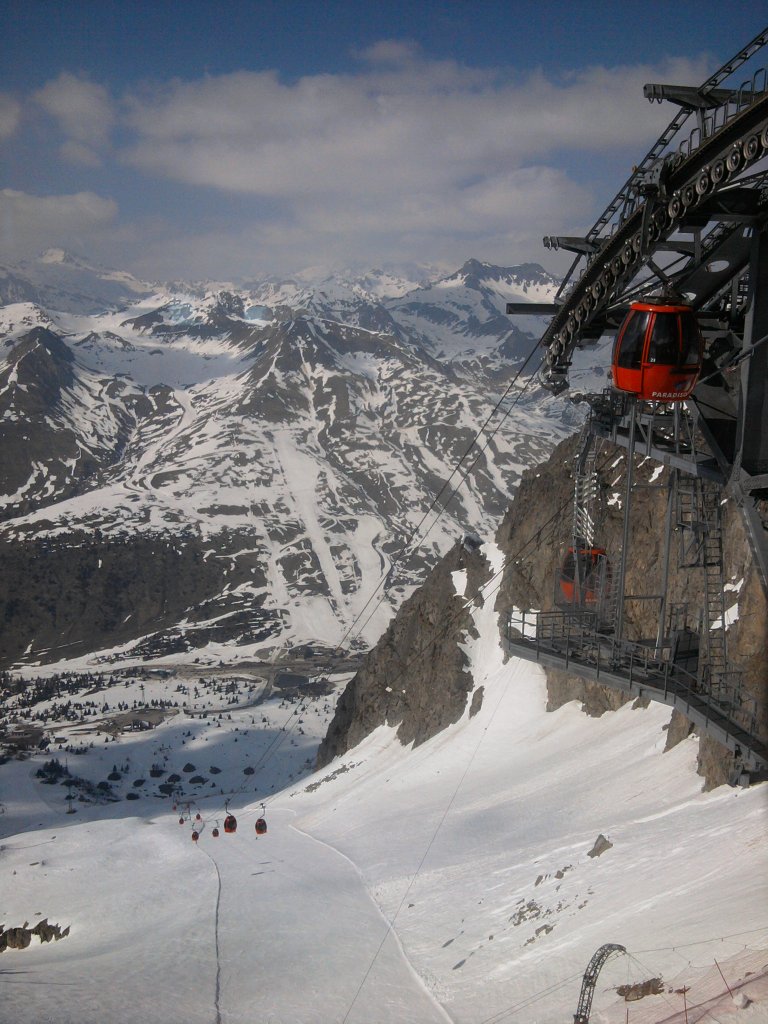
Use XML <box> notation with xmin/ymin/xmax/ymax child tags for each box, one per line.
<box><xmin>612</xmin><ymin>300</ymin><xmax>702</xmax><ymax>402</ymax></box>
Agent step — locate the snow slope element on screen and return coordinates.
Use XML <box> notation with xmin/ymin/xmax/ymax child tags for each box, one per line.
<box><xmin>1</xmin><ymin>542</ymin><xmax>765</xmax><ymax>1023</ymax></box>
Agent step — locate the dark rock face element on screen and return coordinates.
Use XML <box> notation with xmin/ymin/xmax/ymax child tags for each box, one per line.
<box><xmin>0</xmin><ymin>532</ymin><xmax>233</xmax><ymax>666</ymax></box>
<box><xmin>0</xmin><ymin>920</ymin><xmax>70</xmax><ymax>951</ymax></box>
<box><xmin>616</xmin><ymin>978</ymin><xmax>664</xmax><ymax>1000</ymax></box>
<box><xmin>493</xmin><ymin>431</ymin><xmax>768</xmax><ymax>789</ymax></box>
<box><xmin>587</xmin><ymin>834</ymin><xmax>613</xmax><ymax>858</ymax></box>
<box><xmin>317</xmin><ymin>540</ymin><xmax>492</xmax><ymax>768</ymax></box>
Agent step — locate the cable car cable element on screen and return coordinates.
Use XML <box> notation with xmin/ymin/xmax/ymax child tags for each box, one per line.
<box><xmin>193</xmin><ymin>444</ymin><xmax>620</xmax><ymax>835</ymax></box>
<box><xmin>340</xmin><ymin>624</ymin><xmax>527</xmax><ymax>1024</ymax></box>
<box><xmin>335</xmin><ymin>337</ymin><xmax>544</xmax><ymax>654</ymax></box>
<box><xmin>350</xmin><ymin>357</ymin><xmax>543</xmax><ymax>646</ymax></box>
<box><xmin>474</xmin><ymin>969</ymin><xmax>586</xmax><ymax>1023</ymax></box>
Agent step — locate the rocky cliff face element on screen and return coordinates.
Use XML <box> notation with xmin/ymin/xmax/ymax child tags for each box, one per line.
<box><xmin>316</xmin><ymin>538</ymin><xmax>492</xmax><ymax>767</ymax></box>
<box><xmin>493</xmin><ymin>431</ymin><xmax>767</xmax><ymax>787</ymax></box>
<box><xmin>320</xmin><ymin>428</ymin><xmax>768</xmax><ymax>789</ymax></box>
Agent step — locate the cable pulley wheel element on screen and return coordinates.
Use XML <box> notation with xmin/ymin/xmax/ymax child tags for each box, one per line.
<box><xmin>652</xmin><ymin>206</ymin><xmax>668</xmax><ymax>231</ymax></box>
<box><xmin>710</xmin><ymin>159</ymin><xmax>727</xmax><ymax>185</ymax></box>
<box><xmin>681</xmin><ymin>183</ymin><xmax>697</xmax><ymax>208</ymax></box>
<box><xmin>726</xmin><ymin>144</ymin><xmax>743</xmax><ymax>173</ymax></box>
<box><xmin>668</xmin><ymin>193</ymin><xmax>683</xmax><ymax>219</ymax></box>
<box><xmin>742</xmin><ymin>133</ymin><xmax>760</xmax><ymax>160</ymax></box>
<box><xmin>695</xmin><ymin>169</ymin><xmax>712</xmax><ymax>195</ymax></box>
<box><xmin>761</xmin><ymin>123</ymin><xmax>768</xmax><ymax>150</ymax></box>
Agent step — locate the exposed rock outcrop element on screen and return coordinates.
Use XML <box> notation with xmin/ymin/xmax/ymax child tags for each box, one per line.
<box><xmin>0</xmin><ymin>920</ymin><xmax>70</xmax><ymax>951</ymax></box>
<box><xmin>587</xmin><ymin>834</ymin><xmax>613</xmax><ymax>858</ymax></box>
<box><xmin>317</xmin><ymin>539</ymin><xmax>492</xmax><ymax>767</ymax></box>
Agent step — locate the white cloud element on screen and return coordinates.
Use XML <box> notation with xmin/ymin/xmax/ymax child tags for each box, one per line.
<box><xmin>0</xmin><ymin>189</ymin><xmax>118</xmax><ymax>261</ymax></box>
<box><xmin>120</xmin><ymin>54</ymin><xmax>707</xmax><ymax>197</ymax></box>
<box><xmin>14</xmin><ymin>50</ymin><xmax>712</xmax><ymax>277</ymax></box>
<box><xmin>0</xmin><ymin>93</ymin><xmax>21</xmax><ymax>140</ymax></box>
<box><xmin>33</xmin><ymin>72</ymin><xmax>114</xmax><ymax>164</ymax></box>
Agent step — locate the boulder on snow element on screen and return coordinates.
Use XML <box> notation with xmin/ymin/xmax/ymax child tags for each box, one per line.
<box><xmin>587</xmin><ymin>834</ymin><xmax>613</xmax><ymax>858</ymax></box>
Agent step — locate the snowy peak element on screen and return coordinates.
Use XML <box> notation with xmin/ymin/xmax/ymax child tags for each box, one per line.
<box><xmin>384</xmin><ymin>259</ymin><xmax>558</xmax><ymax>364</ymax></box>
<box><xmin>449</xmin><ymin>257</ymin><xmax>558</xmax><ymax>292</ymax></box>
<box><xmin>0</xmin><ymin>252</ymin><xmax>158</xmax><ymax>315</ymax></box>
<box><xmin>0</xmin><ymin>252</ymin><xmax>578</xmax><ymax>667</ymax></box>
<box><xmin>39</xmin><ymin>248</ymin><xmax>92</xmax><ymax>268</ymax></box>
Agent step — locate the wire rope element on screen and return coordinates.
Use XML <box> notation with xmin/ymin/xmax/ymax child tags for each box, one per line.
<box><xmin>339</xmin><ymin>642</ymin><xmax>518</xmax><ymax>1023</ymax></box>
<box><xmin>632</xmin><ymin>925</ymin><xmax>768</xmax><ymax>954</ymax></box>
<box><xmin>350</xmin><ymin>356</ymin><xmax>543</xmax><ymax>648</ymax></box>
<box><xmin>473</xmin><ymin>969</ymin><xmax>586</xmax><ymax>1023</ymax></box>
<box><xmin>335</xmin><ymin>337</ymin><xmax>544</xmax><ymax>653</ymax></box>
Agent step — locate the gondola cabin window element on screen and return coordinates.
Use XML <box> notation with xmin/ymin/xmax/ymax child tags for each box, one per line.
<box><xmin>615</xmin><ymin>309</ymin><xmax>649</xmax><ymax>369</ymax></box>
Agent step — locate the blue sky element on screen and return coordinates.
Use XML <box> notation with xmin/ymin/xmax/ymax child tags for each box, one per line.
<box><xmin>1</xmin><ymin>1</ymin><xmax>766</xmax><ymax>281</ymax></box>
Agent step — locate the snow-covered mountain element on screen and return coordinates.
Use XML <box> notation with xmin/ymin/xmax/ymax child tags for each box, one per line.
<box><xmin>0</xmin><ymin>248</ymin><xmax>157</xmax><ymax>314</ymax></box>
<box><xmin>0</xmin><ymin>254</ymin><xmax>578</xmax><ymax>669</ymax></box>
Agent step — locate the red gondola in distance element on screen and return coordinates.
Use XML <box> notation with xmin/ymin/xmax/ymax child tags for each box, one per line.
<box><xmin>212</xmin><ymin>827</ymin><xmax>220</xmax><ymax>838</ymax></box>
<box><xmin>558</xmin><ymin>547</ymin><xmax>609</xmax><ymax>606</ymax></box>
<box><xmin>612</xmin><ymin>300</ymin><xmax>703</xmax><ymax>401</ymax></box>
<box><xmin>191</xmin><ymin>830</ymin><xmax>199</xmax><ymax>842</ymax></box>
<box><xmin>255</xmin><ymin>817</ymin><xmax>267</xmax><ymax>835</ymax></box>
<box><xmin>224</xmin><ymin>814</ymin><xmax>237</xmax><ymax>834</ymax></box>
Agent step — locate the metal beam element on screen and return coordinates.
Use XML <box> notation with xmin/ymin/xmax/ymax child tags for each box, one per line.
<box><xmin>506</xmin><ymin>302</ymin><xmax>558</xmax><ymax>315</ymax></box>
<box><xmin>643</xmin><ymin>84</ymin><xmax>739</xmax><ymax>109</ymax></box>
<box><xmin>543</xmin><ymin>236</ymin><xmax>601</xmax><ymax>255</ymax></box>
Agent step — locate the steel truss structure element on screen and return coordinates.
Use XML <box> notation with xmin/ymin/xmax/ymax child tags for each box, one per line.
<box><xmin>506</xmin><ymin>30</ymin><xmax>768</xmax><ymax>779</ymax></box>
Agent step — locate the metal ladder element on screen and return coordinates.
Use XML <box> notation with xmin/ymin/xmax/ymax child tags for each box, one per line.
<box><xmin>676</xmin><ymin>474</ymin><xmax>728</xmax><ymax>686</ymax></box>
<box><xmin>700</xmin><ymin>479</ymin><xmax>728</xmax><ymax>687</ymax></box>
<box><xmin>573</xmin><ymin>422</ymin><xmax>601</xmax><ymax>548</ymax></box>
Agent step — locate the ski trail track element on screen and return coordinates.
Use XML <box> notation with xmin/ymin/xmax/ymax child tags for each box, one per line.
<box><xmin>208</xmin><ymin>807</ymin><xmax>453</xmax><ymax>1024</ymax></box>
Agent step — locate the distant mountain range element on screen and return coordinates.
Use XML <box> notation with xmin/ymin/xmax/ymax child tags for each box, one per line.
<box><xmin>0</xmin><ymin>250</ymin><xmax>585</xmax><ymax>670</ymax></box>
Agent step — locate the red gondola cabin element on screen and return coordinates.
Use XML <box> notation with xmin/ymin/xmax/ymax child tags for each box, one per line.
<box><xmin>255</xmin><ymin>818</ymin><xmax>267</xmax><ymax>835</ymax></box>
<box><xmin>224</xmin><ymin>814</ymin><xmax>237</xmax><ymax>834</ymax></box>
<box><xmin>612</xmin><ymin>300</ymin><xmax>702</xmax><ymax>401</ymax></box>
<box><xmin>557</xmin><ymin>547</ymin><xmax>609</xmax><ymax>606</ymax></box>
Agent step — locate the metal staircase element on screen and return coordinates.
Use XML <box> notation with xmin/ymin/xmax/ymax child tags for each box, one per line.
<box><xmin>700</xmin><ymin>479</ymin><xmax>728</xmax><ymax>687</ymax></box>
<box><xmin>676</xmin><ymin>474</ymin><xmax>728</xmax><ymax>685</ymax></box>
<box><xmin>573</xmin><ymin>425</ymin><xmax>600</xmax><ymax>548</ymax></box>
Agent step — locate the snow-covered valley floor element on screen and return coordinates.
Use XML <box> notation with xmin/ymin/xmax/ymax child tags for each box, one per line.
<box><xmin>1</xmin><ymin>569</ymin><xmax>766</xmax><ymax>1024</ymax></box>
